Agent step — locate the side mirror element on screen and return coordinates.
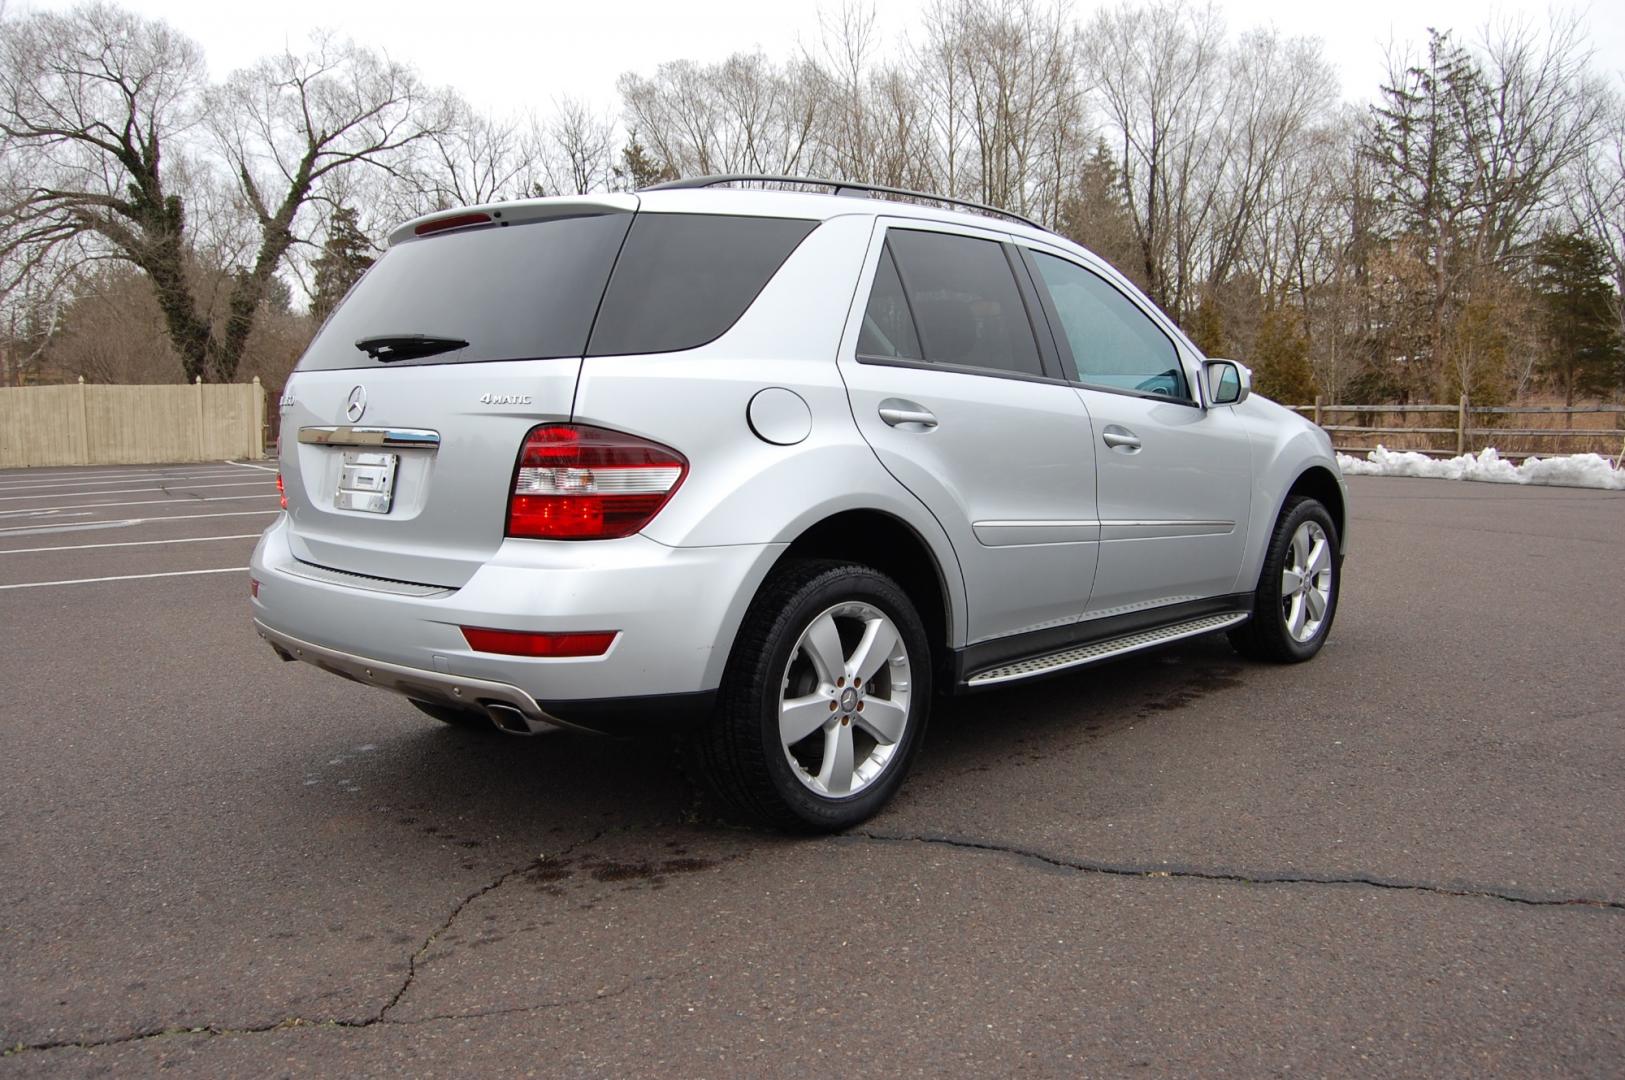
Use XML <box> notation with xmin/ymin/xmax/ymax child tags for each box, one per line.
<box><xmin>1204</xmin><ymin>359</ymin><xmax>1251</xmax><ymax>406</ymax></box>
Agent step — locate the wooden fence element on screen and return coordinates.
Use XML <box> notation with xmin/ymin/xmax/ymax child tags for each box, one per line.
<box><xmin>1291</xmin><ymin>397</ymin><xmax>1625</xmax><ymax>462</ymax></box>
<box><xmin>0</xmin><ymin>377</ymin><xmax>266</xmax><ymax>467</ymax></box>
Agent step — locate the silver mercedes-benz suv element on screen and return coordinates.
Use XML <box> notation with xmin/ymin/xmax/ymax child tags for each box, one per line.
<box><xmin>251</xmin><ymin>175</ymin><xmax>1347</xmax><ymax>831</ymax></box>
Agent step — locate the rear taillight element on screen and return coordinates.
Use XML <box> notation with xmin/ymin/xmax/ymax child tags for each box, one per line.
<box><xmin>506</xmin><ymin>424</ymin><xmax>687</xmax><ymax>540</ymax></box>
<box><xmin>276</xmin><ymin>471</ymin><xmax>286</xmax><ymax>510</ymax></box>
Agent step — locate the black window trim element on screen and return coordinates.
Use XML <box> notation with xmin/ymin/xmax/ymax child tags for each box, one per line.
<box><xmin>853</xmin><ymin>224</ymin><xmax>1070</xmax><ymax>387</ymax></box>
<box><xmin>1015</xmin><ymin>245</ymin><xmax>1203</xmax><ymax>409</ymax></box>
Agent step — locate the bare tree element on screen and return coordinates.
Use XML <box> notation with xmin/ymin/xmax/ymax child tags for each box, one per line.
<box><xmin>1572</xmin><ymin>100</ymin><xmax>1625</xmax><ymax>344</ymax></box>
<box><xmin>206</xmin><ymin>33</ymin><xmax>441</xmax><ymax>379</ymax></box>
<box><xmin>618</xmin><ymin>48</ymin><xmax>828</xmax><ymax>181</ymax></box>
<box><xmin>539</xmin><ymin>97</ymin><xmax>616</xmax><ymax>195</ymax></box>
<box><xmin>412</xmin><ymin>93</ymin><xmax>531</xmax><ymax>209</ymax></box>
<box><xmin>915</xmin><ymin>0</ymin><xmax>1085</xmax><ymax>222</ymax></box>
<box><xmin>0</xmin><ymin>5</ymin><xmax>440</xmax><ymax>382</ymax></box>
<box><xmin>1084</xmin><ymin>0</ymin><xmax>1230</xmax><ymax>315</ymax></box>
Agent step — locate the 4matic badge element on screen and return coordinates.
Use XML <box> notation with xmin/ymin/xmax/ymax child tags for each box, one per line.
<box><xmin>479</xmin><ymin>393</ymin><xmax>532</xmax><ymax>405</ymax></box>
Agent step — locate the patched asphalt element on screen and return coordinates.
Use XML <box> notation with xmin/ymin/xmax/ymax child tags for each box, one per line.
<box><xmin>1</xmin><ymin>466</ymin><xmax>1621</xmax><ymax>1076</ymax></box>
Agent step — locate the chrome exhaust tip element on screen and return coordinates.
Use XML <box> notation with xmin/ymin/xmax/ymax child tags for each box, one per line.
<box><xmin>485</xmin><ymin>702</ymin><xmax>550</xmax><ymax>736</ymax></box>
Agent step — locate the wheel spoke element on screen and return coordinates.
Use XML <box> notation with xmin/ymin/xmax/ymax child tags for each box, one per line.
<box><xmin>1306</xmin><ymin>537</ymin><xmax>1331</xmax><ymax>577</ymax></box>
<box><xmin>1305</xmin><ymin>585</ymin><xmax>1328</xmax><ymax>621</ymax></box>
<box><xmin>1281</xmin><ymin>568</ymin><xmax>1303</xmax><ymax>595</ymax></box>
<box><xmin>800</xmin><ymin>612</ymin><xmax>847</xmax><ymax>685</ymax></box>
<box><xmin>1290</xmin><ymin>526</ymin><xmax>1311</xmax><ymax>571</ymax></box>
<box><xmin>855</xmin><ymin>697</ymin><xmax>907</xmax><ymax>745</ymax></box>
<box><xmin>1286</xmin><ymin>593</ymin><xmax>1307</xmax><ymax>639</ymax></box>
<box><xmin>780</xmin><ymin>693</ymin><xmax>832</xmax><ymax>746</ymax></box>
<box><xmin>818</xmin><ymin>721</ymin><xmax>857</xmax><ymax>795</ymax></box>
<box><xmin>847</xmin><ymin>617</ymin><xmax>899</xmax><ymax>683</ymax></box>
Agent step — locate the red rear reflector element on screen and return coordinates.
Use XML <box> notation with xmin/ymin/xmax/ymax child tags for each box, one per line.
<box><xmin>414</xmin><ymin>212</ymin><xmax>492</xmax><ymax>236</ymax></box>
<box><xmin>506</xmin><ymin>424</ymin><xmax>687</xmax><ymax>540</ymax></box>
<box><xmin>276</xmin><ymin>471</ymin><xmax>286</xmax><ymax>509</ymax></box>
<box><xmin>250</xmin><ymin>578</ymin><xmax>260</xmax><ymax>598</ymax></box>
<box><xmin>461</xmin><ymin>627</ymin><xmax>617</xmax><ymax>658</ymax></box>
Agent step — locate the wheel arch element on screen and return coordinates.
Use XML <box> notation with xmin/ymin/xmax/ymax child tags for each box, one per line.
<box><xmin>1285</xmin><ymin>465</ymin><xmax>1346</xmax><ymax>546</ymax></box>
<box><xmin>723</xmin><ymin>508</ymin><xmax>960</xmax><ymax>689</ymax></box>
<box><xmin>782</xmin><ymin>509</ymin><xmax>955</xmax><ymax>682</ymax></box>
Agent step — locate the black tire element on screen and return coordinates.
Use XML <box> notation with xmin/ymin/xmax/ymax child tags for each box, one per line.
<box><xmin>409</xmin><ymin>699</ymin><xmax>492</xmax><ymax>731</ymax></box>
<box><xmin>698</xmin><ymin>559</ymin><xmax>932</xmax><ymax>832</ymax></box>
<box><xmin>1229</xmin><ymin>496</ymin><xmax>1341</xmax><ymax>663</ymax></box>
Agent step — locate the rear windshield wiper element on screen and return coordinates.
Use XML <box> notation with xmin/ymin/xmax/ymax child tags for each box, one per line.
<box><xmin>355</xmin><ymin>334</ymin><xmax>469</xmax><ymax>362</ymax></box>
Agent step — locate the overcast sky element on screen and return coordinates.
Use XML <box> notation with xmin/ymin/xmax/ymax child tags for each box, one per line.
<box><xmin>23</xmin><ymin>0</ymin><xmax>1625</xmax><ymax>119</ymax></box>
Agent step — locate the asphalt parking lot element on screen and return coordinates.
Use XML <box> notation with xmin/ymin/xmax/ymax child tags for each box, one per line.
<box><xmin>1</xmin><ymin>462</ymin><xmax>1621</xmax><ymax>1076</ymax></box>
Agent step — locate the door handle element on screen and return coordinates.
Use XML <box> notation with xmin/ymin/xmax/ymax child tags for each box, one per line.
<box><xmin>1102</xmin><ymin>427</ymin><xmax>1142</xmax><ymax>451</ymax></box>
<box><xmin>878</xmin><ymin>400</ymin><xmax>938</xmax><ymax>430</ymax></box>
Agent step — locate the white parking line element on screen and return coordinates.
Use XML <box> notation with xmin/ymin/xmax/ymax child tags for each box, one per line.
<box><xmin>0</xmin><ymin>566</ymin><xmax>248</xmax><ymax>590</ymax></box>
<box><xmin>0</xmin><ymin>472</ymin><xmax>250</xmax><ymax>492</ymax></box>
<box><xmin>0</xmin><ymin>494</ymin><xmax>282</xmax><ymax>514</ymax></box>
<box><xmin>0</xmin><ymin>480</ymin><xmax>274</xmax><ymax>502</ymax></box>
<box><xmin>0</xmin><ymin>507</ymin><xmax>89</xmax><ymax>519</ymax></box>
<box><xmin>0</xmin><ymin>466</ymin><xmax>249</xmax><ymax>485</ymax></box>
<box><xmin>223</xmin><ymin>460</ymin><xmax>279</xmax><ymax>473</ymax></box>
<box><xmin>0</xmin><ymin>509</ymin><xmax>279</xmax><ymax>535</ymax></box>
<box><xmin>0</xmin><ymin>534</ymin><xmax>262</xmax><ymax>555</ymax></box>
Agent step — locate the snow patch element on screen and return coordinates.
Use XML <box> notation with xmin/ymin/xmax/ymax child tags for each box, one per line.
<box><xmin>1336</xmin><ymin>445</ymin><xmax>1625</xmax><ymax>490</ymax></box>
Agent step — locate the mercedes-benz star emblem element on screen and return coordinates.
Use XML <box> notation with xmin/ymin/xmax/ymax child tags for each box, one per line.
<box><xmin>344</xmin><ymin>385</ymin><xmax>367</xmax><ymax>423</ymax></box>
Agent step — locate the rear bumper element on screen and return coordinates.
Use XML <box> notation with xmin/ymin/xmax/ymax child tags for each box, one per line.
<box><xmin>255</xmin><ymin>619</ymin><xmax>568</xmax><ymax>732</ymax></box>
<box><xmin>249</xmin><ymin>514</ymin><xmax>783</xmax><ymax>723</ymax></box>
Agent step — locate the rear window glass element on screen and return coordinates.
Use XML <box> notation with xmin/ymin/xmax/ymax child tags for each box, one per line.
<box><xmin>586</xmin><ymin>214</ymin><xmax>818</xmax><ymax>356</ymax></box>
<box><xmin>297</xmin><ymin>212</ymin><xmax>632</xmax><ymax>371</ymax></box>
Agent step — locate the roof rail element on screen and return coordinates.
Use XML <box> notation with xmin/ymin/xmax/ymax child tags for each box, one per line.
<box><xmin>639</xmin><ymin>174</ymin><xmax>1050</xmax><ymax>234</ymax></box>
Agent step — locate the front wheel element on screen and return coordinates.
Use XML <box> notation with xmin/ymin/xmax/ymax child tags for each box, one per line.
<box><xmin>1229</xmin><ymin>496</ymin><xmax>1341</xmax><ymax>663</ymax></box>
<box><xmin>699</xmin><ymin>560</ymin><xmax>932</xmax><ymax>832</ymax></box>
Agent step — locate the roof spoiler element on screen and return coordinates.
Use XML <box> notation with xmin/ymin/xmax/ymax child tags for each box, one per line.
<box><xmin>388</xmin><ymin>194</ymin><xmax>640</xmax><ymax>247</ymax></box>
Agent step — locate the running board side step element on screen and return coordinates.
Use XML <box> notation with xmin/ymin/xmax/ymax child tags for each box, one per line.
<box><xmin>965</xmin><ymin>612</ymin><xmax>1249</xmax><ymax>687</ymax></box>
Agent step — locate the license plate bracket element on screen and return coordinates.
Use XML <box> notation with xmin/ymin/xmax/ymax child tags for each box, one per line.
<box><xmin>335</xmin><ymin>450</ymin><xmax>399</xmax><ymax>514</ymax></box>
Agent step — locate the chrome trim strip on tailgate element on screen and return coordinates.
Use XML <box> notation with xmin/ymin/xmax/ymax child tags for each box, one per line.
<box><xmin>298</xmin><ymin>426</ymin><xmax>441</xmax><ymax>448</ymax></box>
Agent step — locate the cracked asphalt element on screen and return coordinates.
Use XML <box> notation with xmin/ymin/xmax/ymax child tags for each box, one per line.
<box><xmin>1</xmin><ymin>465</ymin><xmax>1621</xmax><ymax>1076</ymax></box>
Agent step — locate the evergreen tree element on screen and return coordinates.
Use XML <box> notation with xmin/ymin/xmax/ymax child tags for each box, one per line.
<box><xmin>612</xmin><ymin>130</ymin><xmax>677</xmax><ymax>191</ymax></box>
<box><xmin>1533</xmin><ymin>231</ymin><xmax>1625</xmax><ymax>405</ymax></box>
<box><xmin>1056</xmin><ymin>140</ymin><xmax>1143</xmax><ymax>290</ymax></box>
<box><xmin>1251</xmin><ymin>306</ymin><xmax>1317</xmax><ymax>404</ymax></box>
<box><xmin>311</xmin><ymin>207</ymin><xmax>375</xmax><ymax>325</ymax></box>
<box><xmin>1186</xmin><ymin>291</ymin><xmax>1226</xmax><ymax>357</ymax></box>
<box><xmin>1362</xmin><ymin>30</ymin><xmax>1491</xmax><ymax>391</ymax></box>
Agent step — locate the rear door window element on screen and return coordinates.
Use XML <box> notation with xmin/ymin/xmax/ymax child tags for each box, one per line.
<box><xmin>586</xmin><ymin>214</ymin><xmax>818</xmax><ymax>356</ymax></box>
<box><xmin>882</xmin><ymin>229</ymin><xmax>1043</xmax><ymax>378</ymax></box>
<box><xmin>298</xmin><ymin>212</ymin><xmax>633</xmax><ymax>371</ymax></box>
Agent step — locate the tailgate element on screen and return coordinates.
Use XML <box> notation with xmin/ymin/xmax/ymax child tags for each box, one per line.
<box><xmin>277</xmin><ymin>197</ymin><xmax>637</xmax><ymax>587</ymax></box>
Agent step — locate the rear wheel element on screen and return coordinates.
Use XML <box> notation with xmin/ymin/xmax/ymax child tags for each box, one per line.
<box><xmin>409</xmin><ymin>699</ymin><xmax>491</xmax><ymax>731</ymax></box>
<box><xmin>700</xmin><ymin>559</ymin><xmax>931</xmax><ymax>832</ymax></box>
<box><xmin>1230</xmin><ymin>496</ymin><xmax>1340</xmax><ymax>663</ymax></box>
